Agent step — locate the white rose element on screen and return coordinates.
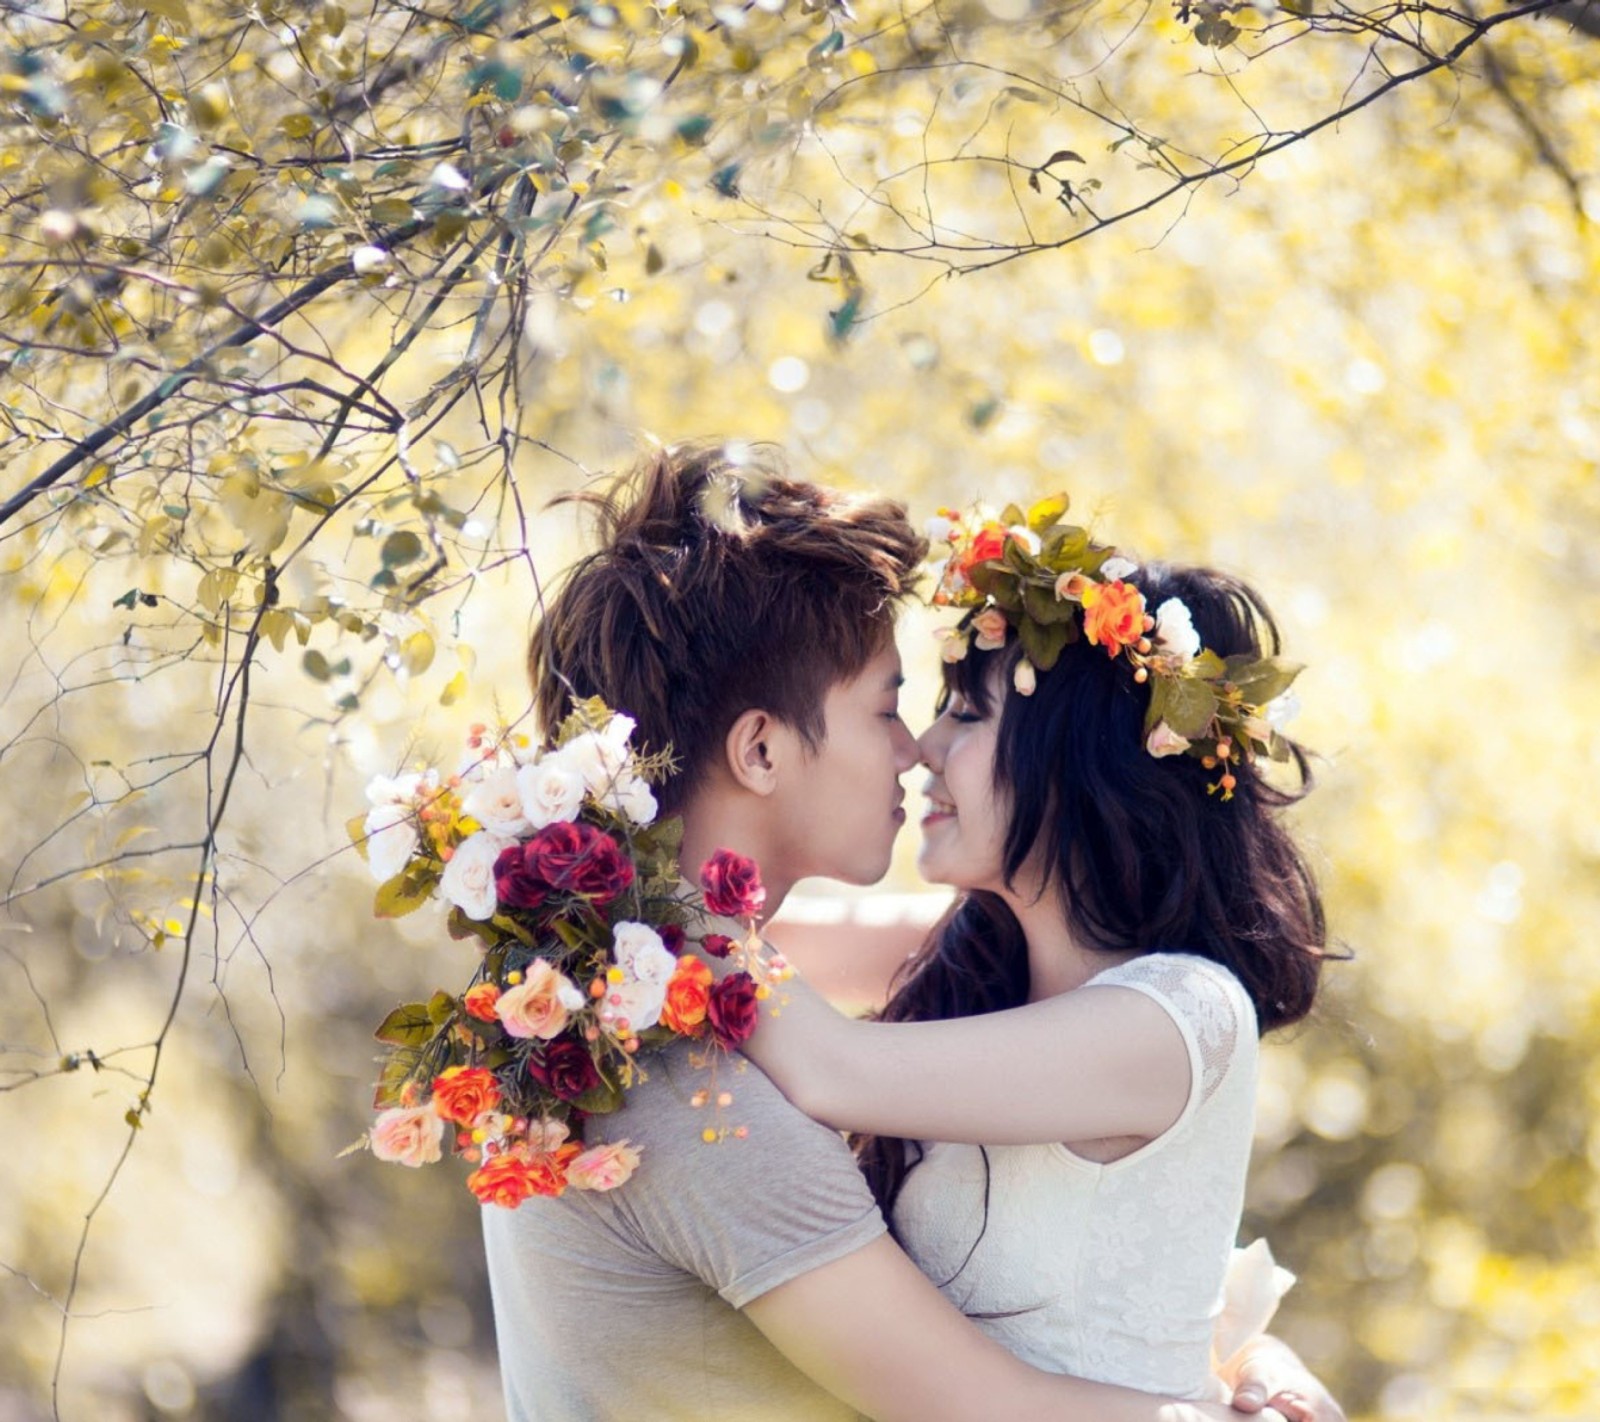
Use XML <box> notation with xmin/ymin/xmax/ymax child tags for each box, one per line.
<box><xmin>547</xmin><ymin>729</ymin><xmax>630</xmax><ymax>799</ymax></box>
<box><xmin>365</xmin><ymin>769</ymin><xmax>428</xmax><ymax>806</ymax></box>
<box><xmin>438</xmin><ymin>830</ymin><xmax>512</xmax><ymax>920</ymax></box>
<box><xmin>598</xmin><ymin>978</ymin><xmax>666</xmax><ymax>1035</ymax></box>
<box><xmin>461</xmin><ymin>767</ymin><xmax>532</xmax><ymax>837</ymax></box>
<box><xmin>1146</xmin><ymin>721</ymin><xmax>1192</xmax><ymax>759</ymax></box>
<box><xmin>605</xmin><ymin>774</ymin><xmax>658</xmax><ymax>827</ymax></box>
<box><xmin>612</xmin><ymin>921</ymin><xmax>675</xmax><ymax>984</ymax></box>
<box><xmin>1099</xmin><ymin>554</ymin><xmax>1138</xmax><ymax>582</ymax></box>
<box><xmin>363</xmin><ymin>803</ymin><xmax>418</xmax><ymax>882</ymax></box>
<box><xmin>516</xmin><ymin>759</ymin><xmax>586</xmax><ymax>829</ymax></box>
<box><xmin>1153</xmin><ymin>597</ymin><xmax>1202</xmax><ymax>663</ymax></box>
<box><xmin>925</xmin><ymin>514</ymin><xmax>954</xmax><ymax>544</ymax></box>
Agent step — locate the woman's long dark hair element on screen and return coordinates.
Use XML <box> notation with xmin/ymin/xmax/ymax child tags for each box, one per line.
<box><xmin>856</xmin><ymin>561</ymin><xmax>1331</xmax><ymax>1227</ymax></box>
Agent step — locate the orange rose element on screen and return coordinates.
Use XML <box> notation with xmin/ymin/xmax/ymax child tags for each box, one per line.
<box><xmin>1081</xmin><ymin>580</ymin><xmax>1146</xmax><ymax>657</ymax></box>
<box><xmin>430</xmin><ymin>1064</ymin><xmax>501</xmax><ymax>1125</ymax></box>
<box><xmin>467</xmin><ymin>1142</ymin><xmax>582</xmax><ymax>1207</ymax></box>
<box><xmin>659</xmin><ymin>956</ymin><xmax>713</xmax><ymax>1035</ymax></box>
<box><xmin>956</xmin><ymin>524</ymin><xmax>1009</xmax><ymax>577</ymax></box>
<box><xmin>463</xmin><ymin>982</ymin><xmax>501</xmax><ymax>1021</ymax></box>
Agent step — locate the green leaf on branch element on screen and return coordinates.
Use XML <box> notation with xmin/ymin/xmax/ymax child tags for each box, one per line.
<box><xmin>374</xmin><ymin>1001</ymin><xmax>435</xmax><ymax>1047</ymax></box>
<box><xmin>374</xmin><ymin>871</ymin><xmax>432</xmax><ymax>919</ymax></box>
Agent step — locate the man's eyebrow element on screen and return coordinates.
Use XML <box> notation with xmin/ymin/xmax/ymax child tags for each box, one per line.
<box><xmin>885</xmin><ymin>672</ymin><xmax>906</xmax><ymax>691</ymax></box>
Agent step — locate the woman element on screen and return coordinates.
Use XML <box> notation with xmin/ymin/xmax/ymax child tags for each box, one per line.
<box><xmin>732</xmin><ymin>499</ymin><xmax>1329</xmax><ymax>1409</ymax></box>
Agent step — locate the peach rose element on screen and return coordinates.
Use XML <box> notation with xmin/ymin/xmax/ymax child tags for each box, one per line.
<box><xmin>429</xmin><ymin>1065</ymin><xmax>501</xmax><ymax>1125</ymax></box>
<box><xmin>370</xmin><ymin>1105</ymin><xmax>445</xmax><ymax>1167</ymax></box>
<box><xmin>567</xmin><ymin>1140</ymin><xmax>642</xmax><ymax>1192</ymax></box>
<box><xmin>496</xmin><ymin>960</ymin><xmax>585</xmax><ymax>1040</ymax></box>
<box><xmin>1081</xmin><ymin>579</ymin><xmax>1146</xmax><ymax>657</ymax></box>
<box><xmin>659</xmin><ymin>956</ymin><xmax>713</xmax><ymax>1035</ymax></box>
<box><xmin>972</xmin><ymin>606</ymin><xmax>1009</xmax><ymax>651</ymax></box>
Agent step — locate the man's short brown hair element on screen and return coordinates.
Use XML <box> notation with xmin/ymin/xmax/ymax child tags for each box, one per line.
<box><xmin>530</xmin><ymin>443</ymin><xmax>926</xmax><ymax>815</ymax></box>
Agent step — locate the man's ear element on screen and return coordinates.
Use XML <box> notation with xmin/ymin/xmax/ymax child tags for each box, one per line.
<box><xmin>723</xmin><ymin>708</ymin><xmax>789</xmax><ymax>796</ymax></box>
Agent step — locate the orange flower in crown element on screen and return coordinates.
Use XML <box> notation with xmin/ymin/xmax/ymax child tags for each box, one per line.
<box><xmin>1080</xmin><ymin>580</ymin><xmax>1149</xmax><ymax>658</ymax></box>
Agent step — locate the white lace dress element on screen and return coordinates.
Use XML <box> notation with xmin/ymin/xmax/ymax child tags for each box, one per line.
<box><xmin>891</xmin><ymin>953</ymin><xmax>1258</xmax><ymax>1400</ymax></box>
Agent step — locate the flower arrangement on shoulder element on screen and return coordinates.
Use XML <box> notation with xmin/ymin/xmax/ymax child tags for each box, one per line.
<box><xmin>927</xmin><ymin>495</ymin><xmax>1303</xmax><ymax>800</ymax></box>
<box><xmin>350</xmin><ymin>698</ymin><xmax>786</xmax><ymax>1208</ymax></box>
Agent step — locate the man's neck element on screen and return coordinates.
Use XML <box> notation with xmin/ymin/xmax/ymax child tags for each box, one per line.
<box><xmin>678</xmin><ymin>797</ymin><xmax>796</xmax><ymax>920</ymax></box>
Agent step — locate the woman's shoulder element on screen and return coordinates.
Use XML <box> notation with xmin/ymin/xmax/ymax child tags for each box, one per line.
<box><xmin>1086</xmin><ymin>952</ymin><xmax>1256</xmax><ymax>1034</ymax></box>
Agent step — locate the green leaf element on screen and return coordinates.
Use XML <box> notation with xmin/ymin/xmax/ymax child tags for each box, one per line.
<box><xmin>711</xmin><ymin>164</ymin><xmax>741</xmax><ymax>198</ymax></box>
<box><xmin>374</xmin><ymin>872</ymin><xmax>432</xmax><ymax>919</ymax></box>
<box><xmin>1022</xmin><ymin>581</ymin><xmax>1077</xmax><ymax>625</ymax></box>
<box><xmin>427</xmin><ymin>989</ymin><xmax>458</xmax><ymax>1025</ymax></box>
<box><xmin>303</xmin><ymin>649</ymin><xmax>331</xmax><ymax>681</ymax></box>
<box><xmin>381</xmin><ymin>531</ymin><xmax>424</xmax><ymax>568</ymax></box>
<box><xmin>574</xmin><ymin>1065</ymin><xmax>624</xmax><ymax>1115</ymax></box>
<box><xmin>1017</xmin><ymin>616</ymin><xmax>1071</xmax><ymax>671</ymax></box>
<box><xmin>1228</xmin><ymin>657</ymin><xmax>1304</xmax><ymax>708</ymax></box>
<box><xmin>346</xmin><ymin>813</ymin><xmax>371</xmax><ymax>859</ymax></box>
<box><xmin>829</xmin><ymin>294</ymin><xmax>862</xmax><ymax>341</ymax></box>
<box><xmin>1156</xmin><ymin>678</ymin><xmax>1220</xmax><ymax>739</ymax></box>
<box><xmin>374</xmin><ymin>1001</ymin><xmax>435</xmax><ymax>1047</ymax></box>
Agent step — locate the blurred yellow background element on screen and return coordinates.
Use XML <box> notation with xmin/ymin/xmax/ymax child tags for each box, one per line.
<box><xmin>2</xmin><ymin>1</ymin><xmax>1598</xmax><ymax>1417</ymax></box>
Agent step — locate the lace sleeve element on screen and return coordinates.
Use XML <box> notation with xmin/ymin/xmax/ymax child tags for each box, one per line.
<box><xmin>1091</xmin><ymin>953</ymin><xmax>1256</xmax><ymax>1107</ymax></box>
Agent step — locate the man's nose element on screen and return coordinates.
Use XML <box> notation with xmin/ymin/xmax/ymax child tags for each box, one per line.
<box><xmin>892</xmin><ymin>718</ymin><xmax>921</xmax><ymax>772</ymax></box>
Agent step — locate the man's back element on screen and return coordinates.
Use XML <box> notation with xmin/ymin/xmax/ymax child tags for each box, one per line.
<box><xmin>482</xmin><ymin>1041</ymin><xmax>884</xmax><ymax>1420</ymax></box>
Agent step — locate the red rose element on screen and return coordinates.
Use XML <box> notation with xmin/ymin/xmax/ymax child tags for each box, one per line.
<box><xmin>707</xmin><ymin>972</ymin><xmax>760</xmax><ymax>1050</ymax></box>
<box><xmin>527</xmin><ymin>1037</ymin><xmax>602</xmax><ymax>1102</ymax></box>
<box><xmin>701</xmin><ymin>933</ymin><xmax>735</xmax><ymax>960</ymax></box>
<box><xmin>495</xmin><ymin>822</ymin><xmax>635</xmax><ymax>910</ymax></box>
<box><xmin>699</xmin><ymin>849</ymin><xmax>766</xmax><ymax>920</ymax></box>
<box><xmin>659</xmin><ymin>923</ymin><xmax>685</xmax><ymax>955</ymax></box>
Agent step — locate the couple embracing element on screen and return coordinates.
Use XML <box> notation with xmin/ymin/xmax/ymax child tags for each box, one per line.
<box><xmin>482</xmin><ymin>443</ymin><xmax>1343</xmax><ymax>1421</ymax></box>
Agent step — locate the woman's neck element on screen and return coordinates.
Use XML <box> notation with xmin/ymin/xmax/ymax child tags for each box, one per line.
<box><xmin>1000</xmin><ymin>876</ymin><xmax>1137</xmax><ymax>1003</ymax></box>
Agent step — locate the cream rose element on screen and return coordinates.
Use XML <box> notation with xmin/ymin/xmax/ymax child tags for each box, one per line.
<box><xmin>1099</xmin><ymin>554</ymin><xmax>1138</xmax><ymax>582</ymax></box>
<box><xmin>363</xmin><ymin>802</ymin><xmax>417</xmax><ymax>883</ymax></box>
<box><xmin>1013</xmin><ymin>659</ymin><xmax>1037</xmax><ymax>696</ymax></box>
<box><xmin>1146</xmin><ymin>721</ymin><xmax>1192</xmax><ymax>759</ymax></box>
<box><xmin>496</xmin><ymin>960</ymin><xmax>585</xmax><ymax>1039</ymax></box>
<box><xmin>369</xmin><ymin>1105</ymin><xmax>445</xmax><ymax>1167</ymax></box>
<box><xmin>936</xmin><ymin>627</ymin><xmax>970</xmax><ymax>663</ymax></box>
<box><xmin>439</xmin><ymin>829</ymin><xmax>511</xmax><ymax>920</ymax></box>
<box><xmin>1054</xmin><ymin>570</ymin><xmax>1091</xmax><ymax>601</ymax></box>
<box><xmin>567</xmin><ymin>1140</ymin><xmax>642</xmax><ymax>1192</ymax></box>
<box><xmin>1213</xmin><ymin>1239</ymin><xmax>1296</xmax><ymax>1368</ymax></box>
<box><xmin>516</xmin><ymin>759</ymin><xmax>586</xmax><ymax>829</ymax></box>
<box><xmin>605</xmin><ymin>774</ymin><xmax>658</xmax><ymax>827</ymax></box>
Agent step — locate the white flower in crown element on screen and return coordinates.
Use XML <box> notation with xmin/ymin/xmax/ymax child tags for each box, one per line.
<box><xmin>925</xmin><ymin>514</ymin><xmax>954</xmax><ymax>544</ymax></box>
<box><xmin>517</xmin><ymin>758</ymin><xmax>586</xmax><ymax>829</ymax></box>
<box><xmin>1152</xmin><ymin>597</ymin><xmax>1202</xmax><ymax>664</ymax></box>
<box><xmin>439</xmin><ymin>829</ymin><xmax>513</xmax><ymax>920</ymax></box>
<box><xmin>1006</xmin><ymin>524</ymin><xmax>1042</xmax><ymax>555</ymax></box>
<box><xmin>1099</xmin><ymin>554</ymin><xmax>1138</xmax><ymax>582</ymax></box>
<box><xmin>363</xmin><ymin>802</ymin><xmax>418</xmax><ymax>882</ymax></box>
<box><xmin>1266</xmin><ymin>689</ymin><xmax>1301</xmax><ymax>730</ymax></box>
<box><xmin>461</xmin><ymin>767</ymin><xmax>532</xmax><ymax>838</ymax></box>
<box><xmin>935</xmin><ymin>626</ymin><xmax>970</xmax><ymax>662</ymax></box>
<box><xmin>1146</xmin><ymin>721</ymin><xmax>1192</xmax><ymax>759</ymax></box>
<box><xmin>1013</xmin><ymin>660</ymin><xmax>1037</xmax><ymax>696</ymax></box>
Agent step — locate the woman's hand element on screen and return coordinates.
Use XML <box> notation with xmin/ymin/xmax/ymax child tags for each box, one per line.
<box><xmin>1226</xmin><ymin>1336</ymin><xmax>1346</xmax><ymax>1422</ymax></box>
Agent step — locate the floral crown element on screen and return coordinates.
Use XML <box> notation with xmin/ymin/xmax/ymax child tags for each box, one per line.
<box><xmin>927</xmin><ymin>496</ymin><xmax>1303</xmax><ymax>800</ymax></box>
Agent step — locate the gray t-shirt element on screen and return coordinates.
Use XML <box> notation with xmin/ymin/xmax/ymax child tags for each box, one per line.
<box><xmin>482</xmin><ymin>1041</ymin><xmax>886</xmax><ymax>1421</ymax></box>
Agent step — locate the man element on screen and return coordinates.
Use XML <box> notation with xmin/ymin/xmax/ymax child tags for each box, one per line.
<box><xmin>482</xmin><ymin>443</ymin><xmax>1340</xmax><ymax>1421</ymax></box>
